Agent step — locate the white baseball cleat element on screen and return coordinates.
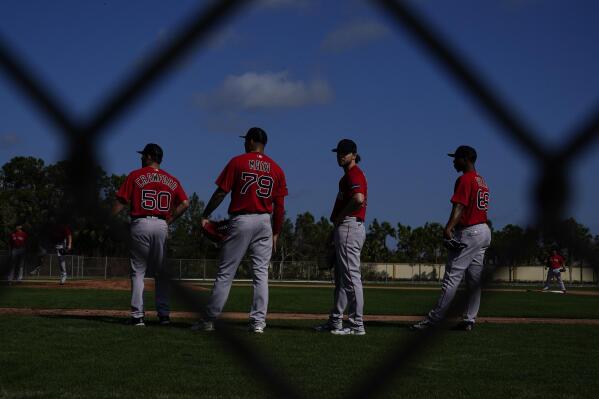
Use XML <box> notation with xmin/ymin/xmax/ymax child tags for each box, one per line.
<box><xmin>313</xmin><ymin>322</ymin><xmax>342</xmax><ymax>332</ymax></box>
<box><xmin>249</xmin><ymin>325</ymin><xmax>265</xmax><ymax>334</ymax></box>
<box><xmin>191</xmin><ymin>321</ymin><xmax>215</xmax><ymax>332</ymax></box>
<box><xmin>130</xmin><ymin>317</ymin><xmax>145</xmax><ymax>327</ymax></box>
<box><xmin>59</xmin><ymin>275</ymin><xmax>67</xmax><ymax>285</ymax></box>
<box><xmin>330</xmin><ymin>327</ymin><xmax>366</xmax><ymax>336</ymax></box>
<box><xmin>410</xmin><ymin>319</ymin><xmax>435</xmax><ymax>331</ymax></box>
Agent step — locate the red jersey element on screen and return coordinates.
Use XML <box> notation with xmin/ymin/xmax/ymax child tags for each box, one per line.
<box><xmin>331</xmin><ymin>165</ymin><xmax>367</xmax><ymax>222</ymax></box>
<box><xmin>451</xmin><ymin>171</ymin><xmax>489</xmax><ymax>227</ymax></box>
<box><xmin>53</xmin><ymin>225</ymin><xmax>72</xmax><ymax>243</ymax></box>
<box><xmin>9</xmin><ymin>230</ymin><xmax>28</xmax><ymax>248</ymax></box>
<box><xmin>116</xmin><ymin>166</ymin><xmax>188</xmax><ymax>219</ymax></box>
<box><xmin>548</xmin><ymin>254</ymin><xmax>565</xmax><ymax>269</ymax></box>
<box><xmin>216</xmin><ymin>152</ymin><xmax>287</xmax><ymax>214</ymax></box>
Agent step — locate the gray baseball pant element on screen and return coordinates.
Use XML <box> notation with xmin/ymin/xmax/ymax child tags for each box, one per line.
<box><xmin>329</xmin><ymin>217</ymin><xmax>366</xmax><ymax>331</ymax></box>
<box><xmin>427</xmin><ymin>223</ymin><xmax>492</xmax><ymax>324</ymax></box>
<box><xmin>55</xmin><ymin>244</ymin><xmax>67</xmax><ymax>279</ymax></box>
<box><xmin>129</xmin><ymin>217</ymin><xmax>169</xmax><ymax>319</ymax></box>
<box><xmin>37</xmin><ymin>244</ymin><xmax>67</xmax><ymax>278</ymax></box>
<box><xmin>544</xmin><ymin>269</ymin><xmax>566</xmax><ymax>291</ymax></box>
<box><xmin>8</xmin><ymin>247</ymin><xmax>26</xmax><ymax>281</ymax></box>
<box><xmin>205</xmin><ymin>214</ymin><xmax>272</xmax><ymax>329</ymax></box>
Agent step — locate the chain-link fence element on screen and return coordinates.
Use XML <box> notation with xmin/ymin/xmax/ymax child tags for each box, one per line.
<box><xmin>2</xmin><ymin>0</ymin><xmax>599</xmax><ymax>398</ymax></box>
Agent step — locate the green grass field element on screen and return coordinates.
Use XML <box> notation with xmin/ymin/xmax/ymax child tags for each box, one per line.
<box><xmin>1</xmin><ymin>284</ymin><xmax>599</xmax><ymax>319</ymax></box>
<box><xmin>1</xmin><ymin>283</ymin><xmax>598</xmax><ymax>398</ymax></box>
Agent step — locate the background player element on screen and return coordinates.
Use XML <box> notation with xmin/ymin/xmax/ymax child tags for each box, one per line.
<box><xmin>543</xmin><ymin>249</ymin><xmax>567</xmax><ymax>293</ymax></box>
<box><xmin>314</xmin><ymin>139</ymin><xmax>367</xmax><ymax>336</ymax></box>
<box><xmin>411</xmin><ymin>145</ymin><xmax>491</xmax><ymax>331</ymax></box>
<box><xmin>31</xmin><ymin>218</ymin><xmax>72</xmax><ymax>284</ymax></box>
<box><xmin>113</xmin><ymin>143</ymin><xmax>189</xmax><ymax>327</ymax></box>
<box><xmin>194</xmin><ymin>127</ymin><xmax>287</xmax><ymax>333</ymax></box>
<box><xmin>8</xmin><ymin>223</ymin><xmax>28</xmax><ymax>283</ymax></box>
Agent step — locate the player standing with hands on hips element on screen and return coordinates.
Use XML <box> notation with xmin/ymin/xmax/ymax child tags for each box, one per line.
<box><xmin>194</xmin><ymin>127</ymin><xmax>287</xmax><ymax>333</ymax></box>
<box><xmin>411</xmin><ymin>145</ymin><xmax>491</xmax><ymax>331</ymax></box>
<box><xmin>314</xmin><ymin>139</ymin><xmax>367</xmax><ymax>336</ymax></box>
<box><xmin>113</xmin><ymin>143</ymin><xmax>189</xmax><ymax>327</ymax></box>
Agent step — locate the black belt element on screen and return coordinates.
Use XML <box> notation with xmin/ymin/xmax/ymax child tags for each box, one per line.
<box><xmin>456</xmin><ymin>222</ymin><xmax>486</xmax><ymax>229</ymax></box>
<box><xmin>344</xmin><ymin>216</ymin><xmax>364</xmax><ymax>223</ymax></box>
<box><xmin>132</xmin><ymin>215</ymin><xmax>166</xmax><ymax>221</ymax></box>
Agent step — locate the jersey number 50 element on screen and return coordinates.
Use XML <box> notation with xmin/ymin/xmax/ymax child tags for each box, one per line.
<box><xmin>476</xmin><ymin>189</ymin><xmax>489</xmax><ymax>211</ymax></box>
<box><xmin>240</xmin><ymin>172</ymin><xmax>274</xmax><ymax>198</ymax></box>
<box><xmin>141</xmin><ymin>189</ymin><xmax>172</xmax><ymax>211</ymax></box>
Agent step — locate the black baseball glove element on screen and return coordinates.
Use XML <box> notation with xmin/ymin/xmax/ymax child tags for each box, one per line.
<box><xmin>443</xmin><ymin>238</ymin><xmax>467</xmax><ymax>251</ymax></box>
<box><xmin>559</xmin><ymin>267</ymin><xmax>566</xmax><ymax>273</ymax></box>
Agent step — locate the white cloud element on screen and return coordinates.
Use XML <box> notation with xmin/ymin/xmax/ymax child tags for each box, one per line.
<box><xmin>321</xmin><ymin>20</ymin><xmax>391</xmax><ymax>53</ymax></box>
<box><xmin>198</xmin><ymin>71</ymin><xmax>333</xmax><ymax>110</ymax></box>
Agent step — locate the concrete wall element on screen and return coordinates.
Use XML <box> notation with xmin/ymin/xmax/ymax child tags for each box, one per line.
<box><xmin>363</xmin><ymin>263</ymin><xmax>598</xmax><ymax>283</ymax></box>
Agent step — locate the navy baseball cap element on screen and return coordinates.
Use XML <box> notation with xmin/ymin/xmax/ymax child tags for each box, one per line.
<box><xmin>240</xmin><ymin>127</ymin><xmax>268</xmax><ymax>145</ymax></box>
<box><xmin>448</xmin><ymin>145</ymin><xmax>477</xmax><ymax>161</ymax></box>
<box><xmin>137</xmin><ymin>143</ymin><xmax>163</xmax><ymax>156</ymax></box>
<box><xmin>332</xmin><ymin>139</ymin><xmax>357</xmax><ymax>154</ymax></box>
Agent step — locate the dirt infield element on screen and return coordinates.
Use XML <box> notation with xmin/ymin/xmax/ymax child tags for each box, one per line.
<box><xmin>1</xmin><ymin>307</ymin><xmax>599</xmax><ymax>325</ymax></box>
<box><xmin>10</xmin><ymin>279</ymin><xmax>210</xmax><ymax>292</ymax></box>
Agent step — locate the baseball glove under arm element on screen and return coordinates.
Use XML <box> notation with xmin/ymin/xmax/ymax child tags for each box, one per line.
<box><xmin>443</xmin><ymin>238</ymin><xmax>467</xmax><ymax>251</ymax></box>
<box><xmin>202</xmin><ymin>219</ymin><xmax>230</xmax><ymax>243</ymax></box>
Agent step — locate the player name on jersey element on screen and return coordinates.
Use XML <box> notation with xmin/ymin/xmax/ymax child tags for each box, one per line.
<box><xmin>249</xmin><ymin>159</ymin><xmax>271</xmax><ymax>173</ymax></box>
<box><xmin>134</xmin><ymin>172</ymin><xmax>179</xmax><ymax>191</ymax></box>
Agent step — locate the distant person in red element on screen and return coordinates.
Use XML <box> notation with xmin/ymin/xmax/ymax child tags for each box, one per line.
<box><xmin>543</xmin><ymin>249</ymin><xmax>567</xmax><ymax>293</ymax></box>
<box><xmin>8</xmin><ymin>223</ymin><xmax>28</xmax><ymax>283</ymax></box>
<box><xmin>31</xmin><ymin>219</ymin><xmax>72</xmax><ymax>285</ymax></box>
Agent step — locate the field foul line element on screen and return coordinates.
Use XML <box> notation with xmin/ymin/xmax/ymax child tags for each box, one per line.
<box><xmin>1</xmin><ymin>308</ymin><xmax>598</xmax><ymax>325</ymax></box>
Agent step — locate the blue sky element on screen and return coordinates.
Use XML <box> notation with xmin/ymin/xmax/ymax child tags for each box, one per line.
<box><xmin>1</xmin><ymin>0</ymin><xmax>598</xmax><ymax>232</ymax></box>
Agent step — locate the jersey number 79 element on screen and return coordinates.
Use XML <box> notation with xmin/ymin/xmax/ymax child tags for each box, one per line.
<box><xmin>240</xmin><ymin>172</ymin><xmax>274</xmax><ymax>198</ymax></box>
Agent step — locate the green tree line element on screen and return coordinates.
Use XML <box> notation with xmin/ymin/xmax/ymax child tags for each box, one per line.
<box><xmin>2</xmin><ymin>157</ymin><xmax>598</xmax><ymax>267</ymax></box>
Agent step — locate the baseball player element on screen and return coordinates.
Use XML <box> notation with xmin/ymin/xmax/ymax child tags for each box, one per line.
<box><xmin>113</xmin><ymin>143</ymin><xmax>189</xmax><ymax>327</ymax></box>
<box><xmin>193</xmin><ymin>127</ymin><xmax>287</xmax><ymax>333</ymax></box>
<box><xmin>542</xmin><ymin>249</ymin><xmax>567</xmax><ymax>293</ymax></box>
<box><xmin>314</xmin><ymin>139</ymin><xmax>367</xmax><ymax>336</ymax></box>
<box><xmin>31</xmin><ymin>219</ymin><xmax>72</xmax><ymax>284</ymax></box>
<box><xmin>7</xmin><ymin>223</ymin><xmax>28</xmax><ymax>283</ymax></box>
<box><xmin>411</xmin><ymin>145</ymin><xmax>491</xmax><ymax>331</ymax></box>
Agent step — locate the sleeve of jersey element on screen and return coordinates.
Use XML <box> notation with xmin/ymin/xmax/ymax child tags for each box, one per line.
<box><xmin>215</xmin><ymin>159</ymin><xmax>236</xmax><ymax>193</ymax></box>
<box><xmin>272</xmin><ymin>195</ymin><xmax>285</xmax><ymax>235</ymax></box>
<box><xmin>273</xmin><ymin>168</ymin><xmax>288</xmax><ymax>197</ymax></box>
<box><xmin>115</xmin><ymin>175</ymin><xmax>133</xmax><ymax>203</ymax></box>
<box><xmin>175</xmin><ymin>181</ymin><xmax>189</xmax><ymax>203</ymax></box>
<box><xmin>450</xmin><ymin>176</ymin><xmax>470</xmax><ymax>206</ymax></box>
<box><xmin>348</xmin><ymin>172</ymin><xmax>366</xmax><ymax>195</ymax></box>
